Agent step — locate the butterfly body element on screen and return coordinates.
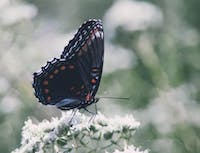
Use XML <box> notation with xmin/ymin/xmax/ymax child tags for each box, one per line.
<box><xmin>33</xmin><ymin>19</ymin><xmax>104</xmax><ymax>110</ymax></box>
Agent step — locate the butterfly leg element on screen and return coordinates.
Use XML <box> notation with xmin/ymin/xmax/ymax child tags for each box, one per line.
<box><xmin>84</xmin><ymin>107</ymin><xmax>96</xmax><ymax>115</ymax></box>
<box><xmin>68</xmin><ymin>109</ymin><xmax>78</xmax><ymax>125</ymax></box>
<box><xmin>95</xmin><ymin>103</ymin><xmax>97</xmax><ymax>115</ymax></box>
<box><xmin>87</xmin><ymin>103</ymin><xmax>97</xmax><ymax>122</ymax></box>
<box><xmin>84</xmin><ymin>105</ymin><xmax>97</xmax><ymax>122</ymax></box>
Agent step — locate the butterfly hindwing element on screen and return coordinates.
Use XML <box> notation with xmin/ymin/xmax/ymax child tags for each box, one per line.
<box><xmin>33</xmin><ymin>58</ymin><xmax>87</xmax><ymax>105</ymax></box>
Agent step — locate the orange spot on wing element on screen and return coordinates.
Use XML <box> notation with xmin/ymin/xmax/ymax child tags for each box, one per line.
<box><xmin>91</xmin><ymin>79</ymin><xmax>96</xmax><ymax>84</ymax></box>
<box><xmin>44</xmin><ymin>89</ymin><xmax>49</xmax><ymax>94</ymax></box>
<box><xmin>47</xmin><ymin>96</ymin><xmax>51</xmax><ymax>102</ymax></box>
<box><xmin>60</xmin><ymin>66</ymin><xmax>66</xmax><ymax>70</ymax></box>
<box><xmin>68</xmin><ymin>64</ymin><xmax>75</xmax><ymax>69</ymax></box>
<box><xmin>43</xmin><ymin>80</ymin><xmax>48</xmax><ymax>85</ymax></box>
<box><xmin>53</xmin><ymin>69</ymin><xmax>59</xmax><ymax>74</ymax></box>
<box><xmin>49</xmin><ymin>74</ymin><xmax>54</xmax><ymax>79</ymax></box>
<box><xmin>86</xmin><ymin>93</ymin><xmax>91</xmax><ymax>102</ymax></box>
<box><xmin>92</xmin><ymin>68</ymin><xmax>98</xmax><ymax>72</ymax></box>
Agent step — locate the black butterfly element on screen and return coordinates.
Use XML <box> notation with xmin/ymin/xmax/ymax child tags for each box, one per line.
<box><xmin>32</xmin><ymin>19</ymin><xmax>104</xmax><ymax>110</ymax></box>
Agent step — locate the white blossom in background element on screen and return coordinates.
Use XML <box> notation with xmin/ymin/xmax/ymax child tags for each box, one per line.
<box><xmin>137</xmin><ymin>84</ymin><xmax>200</xmax><ymax>134</ymax></box>
<box><xmin>0</xmin><ymin>77</ymin><xmax>9</xmax><ymax>94</ymax></box>
<box><xmin>104</xmin><ymin>0</ymin><xmax>163</xmax><ymax>38</ymax></box>
<box><xmin>12</xmin><ymin>111</ymin><xmax>146</xmax><ymax>153</ymax></box>
<box><xmin>0</xmin><ymin>95</ymin><xmax>21</xmax><ymax>113</ymax></box>
<box><xmin>104</xmin><ymin>42</ymin><xmax>137</xmax><ymax>74</ymax></box>
<box><xmin>0</xmin><ymin>0</ymin><xmax>9</xmax><ymax>9</ymax></box>
<box><xmin>0</xmin><ymin>0</ymin><xmax>37</xmax><ymax>25</ymax></box>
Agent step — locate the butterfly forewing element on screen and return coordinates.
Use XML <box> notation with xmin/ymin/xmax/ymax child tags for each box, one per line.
<box><xmin>61</xmin><ymin>19</ymin><xmax>104</xmax><ymax>97</ymax></box>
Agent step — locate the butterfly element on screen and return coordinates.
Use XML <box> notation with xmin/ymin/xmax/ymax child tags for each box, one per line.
<box><xmin>32</xmin><ymin>19</ymin><xmax>104</xmax><ymax>110</ymax></box>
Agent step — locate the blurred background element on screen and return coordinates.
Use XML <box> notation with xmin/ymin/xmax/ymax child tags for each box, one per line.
<box><xmin>0</xmin><ymin>0</ymin><xmax>200</xmax><ymax>152</ymax></box>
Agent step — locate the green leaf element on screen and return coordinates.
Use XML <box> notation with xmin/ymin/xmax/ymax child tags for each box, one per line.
<box><xmin>103</xmin><ymin>132</ymin><xmax>113</xmax><ymax>140</ymax></box>
<box><xmin>56</xmin><ymin>138</ymin><xmax>68</xmax><ymax>146</ymax></box>
<box><xmin>98</xmin><ymin>121</ymin><xmax>108</xmax><ymax>127</ymax></box>
<box><xmin>89</xmin><ymin>125</ymin><xmax>98</xmax><ymax>133</ymax></box>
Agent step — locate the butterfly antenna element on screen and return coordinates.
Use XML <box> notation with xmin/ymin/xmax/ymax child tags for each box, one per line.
<box><xmin>98</xmin><ymin>96</ymin><xmax>130</xmax><ymax>100</ymax></box>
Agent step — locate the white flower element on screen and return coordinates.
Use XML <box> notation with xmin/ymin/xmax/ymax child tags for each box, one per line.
<box><xmin>104</xmin><ymin>0</ymin><xmax>163</xmax><ymax>37</ymax></box>
<box><xmin>137</xmin><ymin>84</ymin><xmax>200</xmax><ymax>134</ymax></box>
<box><xmin>12</xmin><ymin>111</ymin><xmax>143</xmax><ymax>153</ymax></box>
<box><xmin>104</xmin><ymin>42</ymin><xmax>137</xmax><ymax>74</ymax></box>
<box><xmin>0</xmin><ymin>3</ymin><xmax>37</xmax><ymax>25</ymax></box>
<box><xmin>0</xmin><ymin>95</ymin><xmax>21</xmax><ymax>113</ymax></box>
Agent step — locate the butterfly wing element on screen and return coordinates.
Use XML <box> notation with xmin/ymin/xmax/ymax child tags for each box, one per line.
<box><xmin>32</xmin><ymin>19</ymin><xmax>104</xmax><ymax>110</ymax></box>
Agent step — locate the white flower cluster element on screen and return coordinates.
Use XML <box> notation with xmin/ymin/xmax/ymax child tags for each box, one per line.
<box><xmin>104</xmin><ymin>0</ymin><xmax>163</xmax><ymax>37</ymax></box>
<box><xmin>12</xmin><ymin>111</ymin><xmax>146</xmax><ymax>153</ymax></box>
